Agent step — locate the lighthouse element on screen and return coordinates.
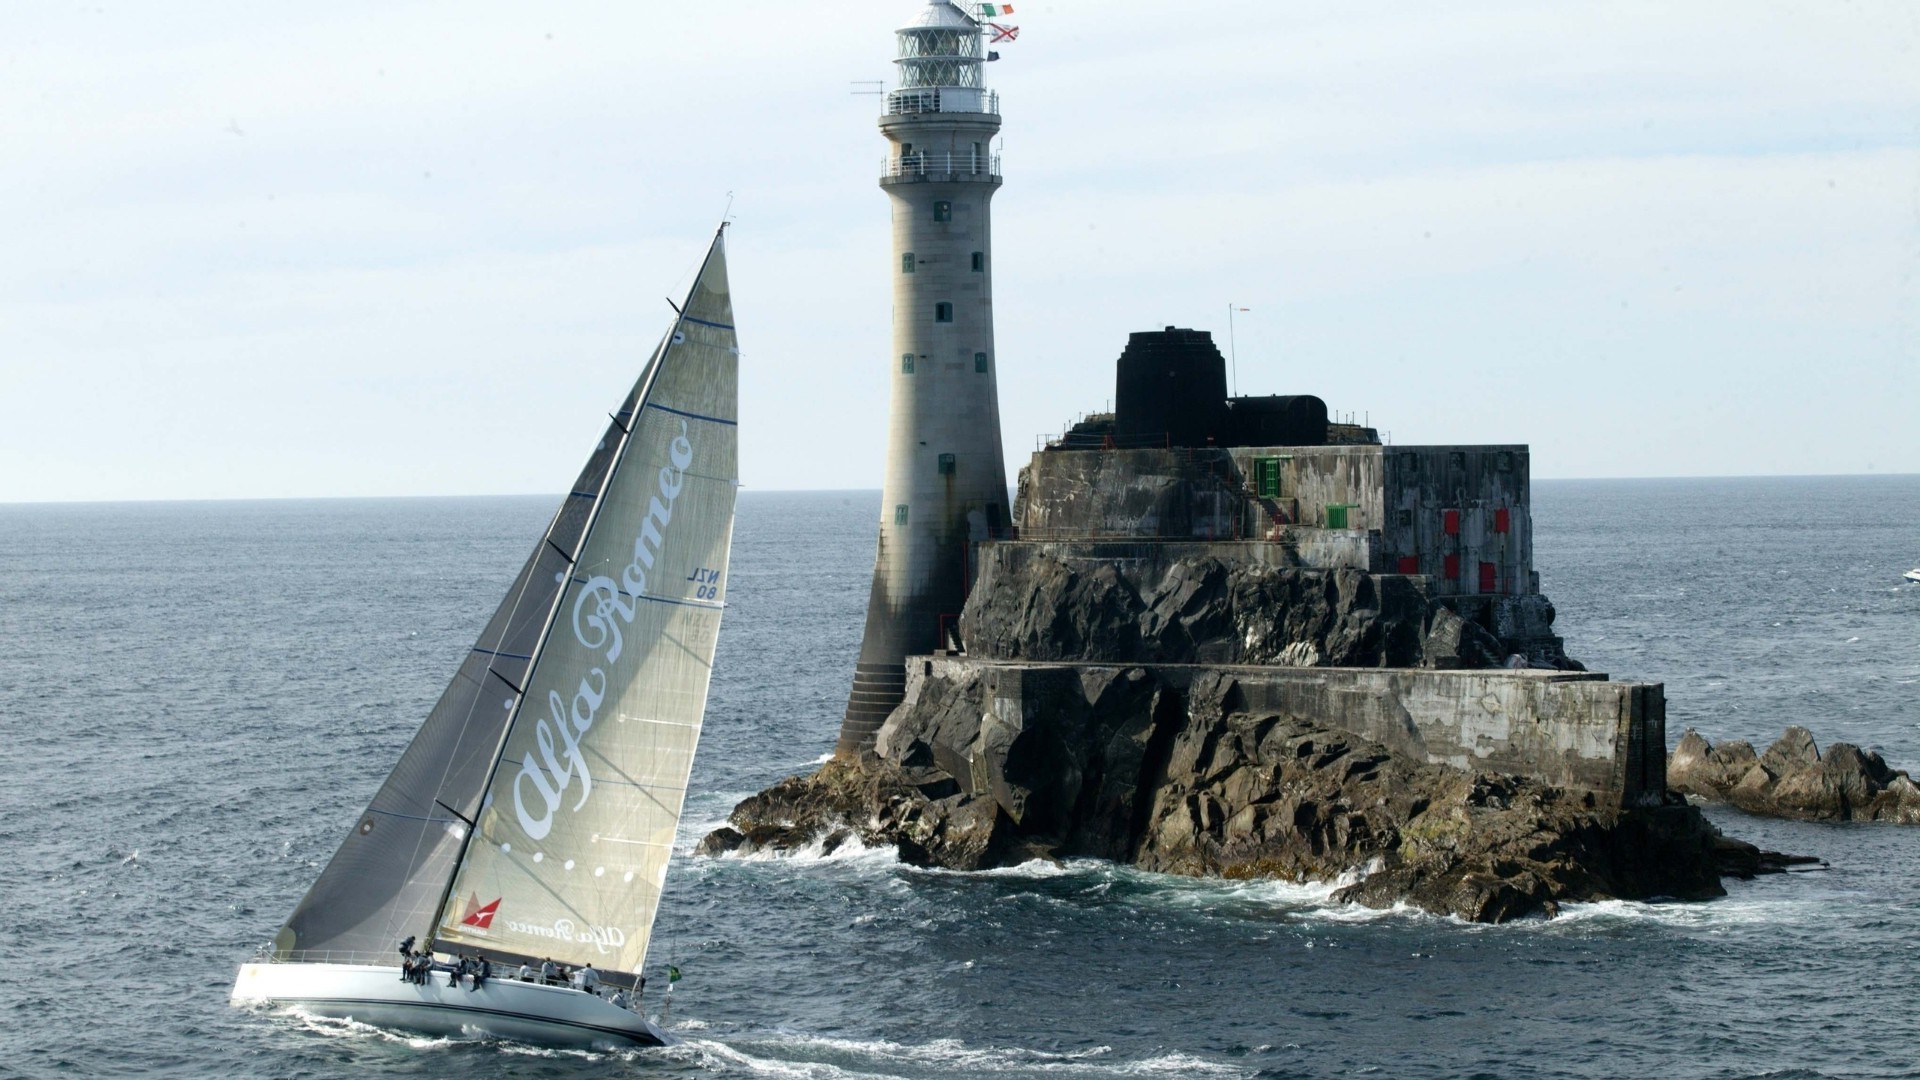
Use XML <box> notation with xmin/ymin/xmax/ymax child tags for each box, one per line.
<box><xmin>838</xmin><ymin>0</ymin><xmax>1011</xmax><ymax>756</ymax></box>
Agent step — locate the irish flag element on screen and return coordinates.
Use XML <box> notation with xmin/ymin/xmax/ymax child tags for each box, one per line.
<box><xmin>979</xmin><ymin>3</ymin><xmax>1013</xmax><ymax>15</ymax></box>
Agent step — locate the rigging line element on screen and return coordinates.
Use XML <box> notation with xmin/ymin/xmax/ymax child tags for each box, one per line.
<box><xmin>426</xmin><ymin>228</ymin><xmax>730</xmax><ymax>939</ymax></box>
<box><xmin>435</xmin><ymin>800</ymin><xmax>476</xmax><ymax>828</ymax></box>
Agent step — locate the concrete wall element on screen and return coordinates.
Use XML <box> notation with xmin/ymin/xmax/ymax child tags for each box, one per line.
<box><xmin>1018</xmin><ymin>448</ymin><xmax>1241</xmax><ymax>539</ymax></box>
<box><xmin>1380</xmin><ymin>446</ymin><xmax>1533</xmax><ymax>597</ymax></box>
<box><xmin>1018</xmin><ymin>444</ymin><xmax>1537</xmax><ymax>599</ymax></box>
<box><xmin>898</xmin><ymin>656</ymin><xmax>1666</xmax><ymax>809</ymax></box>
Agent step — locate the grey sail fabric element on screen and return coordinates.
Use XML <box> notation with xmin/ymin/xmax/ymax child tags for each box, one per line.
<box><xmin>435</xmin><ymin>235</ymin><xmax>738</xmax><ymax>976</ymax></box>
<box><xmin>272</xmin><ymin>319</ymin><xmax>678</xmax><ymax>964</ymax></box>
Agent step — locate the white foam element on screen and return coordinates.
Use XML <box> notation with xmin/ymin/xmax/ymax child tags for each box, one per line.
<box><xmin>716</xmin><ymin>1034</ymin><xmax>1254</xmax><ymax>1078</ymax></box>
<box><xmin>714</xmin><ymin>831</ymin><xmax>901</xmax><ymax>868</ymax></box>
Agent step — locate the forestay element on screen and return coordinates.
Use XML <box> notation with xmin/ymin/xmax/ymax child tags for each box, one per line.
<box><xmin>432</xmin><ymin>234</ymin><xmax>739</xmax><ymax>977</ymax></box>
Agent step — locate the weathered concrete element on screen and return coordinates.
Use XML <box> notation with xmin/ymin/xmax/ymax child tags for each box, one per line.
<box><xmin>893</xmin><ymin>656</ymin><xmax>1665</xmax><ymax>810</ymax></box>
<box><xmin>1020</xmin><ymin>445</ymin><xmax>1536</xmax><ymax>599</ymax></box>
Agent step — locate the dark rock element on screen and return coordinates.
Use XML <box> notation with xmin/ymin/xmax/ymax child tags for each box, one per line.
<box><xmin>1760</xmin><ymin>726</ymin><xmax>1821</xmax><ymax>777</ymax></box>
<box><xmin>1667</xmin><ymin>727</ymin><xmax>1920</xmax><ymax>824</ymax></box>
<box><xmin>960</xmin><ymin>553</ymin><xmax>1557</xmax><ymax>672</ymax></box>
<box><xmin>708</xmin><ymin>665</ymin><xmax>1737</xmax><ymax>924</ymax></box>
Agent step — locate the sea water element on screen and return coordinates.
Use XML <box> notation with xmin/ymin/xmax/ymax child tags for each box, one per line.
<box><xmin>1</xmin><ymin>477</ymin><xmax>1916</xmax><ymax>1079</ymax></box>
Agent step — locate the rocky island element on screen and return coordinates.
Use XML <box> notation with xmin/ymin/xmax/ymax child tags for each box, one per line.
<box><xmin>709</xmin><ymin>328</ymin><xmax>1804</xmax><ymax>922</ymax></box>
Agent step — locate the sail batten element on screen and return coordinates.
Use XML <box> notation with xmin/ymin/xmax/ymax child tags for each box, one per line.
<box><xmin>273</xmin><ymin>229</ymin><xmax>736</xmax><ymax>975</ymax></box>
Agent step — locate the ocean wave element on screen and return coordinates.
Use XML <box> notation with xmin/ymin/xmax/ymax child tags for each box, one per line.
<box><xmin>694</xmin><ymin>1033</ymin><xmax>1257</xmax><ymax>1078</ymax></box>
<box><xmin>710</xmin><ymin>831</ymin><xmax>902</xmax><ymax>868</ymax></box>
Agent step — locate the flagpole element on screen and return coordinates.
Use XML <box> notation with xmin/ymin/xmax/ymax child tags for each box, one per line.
<box><xmin>1227</xmin><ymin>302</ymin><xmax>1239</xmax><ymax>397</ymax></box>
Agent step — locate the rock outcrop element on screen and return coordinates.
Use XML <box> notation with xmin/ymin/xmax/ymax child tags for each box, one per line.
<box><xmin>1669</xmin><ymin>727</ymin><xmax>1920</xmax><ymax>823</ymax></box>
<box><xmin>705</xmin><ymin>664</ymin><xmax>1786</xmax><ymax>923</ymax></box>
<box><xmin>960</xmin><ymin>552</ymin><xmax>1580</xmax><ymax>672</ymax></box>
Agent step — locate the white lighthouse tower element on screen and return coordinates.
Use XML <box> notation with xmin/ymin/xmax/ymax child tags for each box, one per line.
<box><xmin>839</xmin><ymin>0</ymin><xmax>1010</xmax><ymax>756</ymax></box>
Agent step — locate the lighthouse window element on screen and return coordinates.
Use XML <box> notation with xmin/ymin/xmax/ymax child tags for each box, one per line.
<box><xmin>932</xmin><ymin>200</ymin><xmax>951</xmax><ymax>222</ymax></box>
<box><xmin>901</xmin><ymin>353</ymin><xmax>915</xmax><ymax>374</ymax></box>
<box><xmin>902</xmin><ymin>253</ymin><xmax>915</xmax><ymax>273</ymax></box>
<box><xmin>934</xmin><ymin>302</ymin><xmax>953</xmax><ymax>323</ymax></box>
<box><xmin>974</xmin><ymin>351</ymin><xmax>988</xmax><ymax>373</ymax></box>
<box><xmin>894</xmin><ymin>504</ymin><xmax>909</xmax><ymax>526</ymax></box>
<box><xmin>938</xmin><ymin>453</ymin><xmax>956</xmax><ymax>476</ymax></box>
<box><xmin>971</xmin><ymin>251</ymin><xmax>984</xmax><ymax>272</ymax></box>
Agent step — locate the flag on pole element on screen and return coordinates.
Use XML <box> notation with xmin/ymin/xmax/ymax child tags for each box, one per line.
<box><xmin>667</xmin><ymin>965</ymin><xmax>682</xmax><ymax>983</ymax></box>
<box><xmin>978</xmin><ymin>3</ymin><xmax>1014</xmax><ymax>15</ymax></box>
<box><xmin>988</xmin><ymin>22</ymin><xmax>1019</xmax><ymax>42</ymax></box>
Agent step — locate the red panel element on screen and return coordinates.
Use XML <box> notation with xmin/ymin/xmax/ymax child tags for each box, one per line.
<box><xmin>1494</xmin><ymin>507</ymin><xmax>1511</xmax><ymax>534</ymax></box>
<box><xmin>1397</xmin><ymin>556</ymin><xmax>1420</xmax><ymax>575</ymax></box>
<box><xmin>1479</xmin><ymin>561</ymin><xmax>1497</xmax><ymax>593</ymax></box>
<box><xmin>1443</xmin><ymin>509</ymin><xmax>1461</xmax><ymax>536</ymax></box>
<box><xmin>1443</xmin><ymin>554</ymin><xmax>1460</xmax><ymax>579</ymax></box>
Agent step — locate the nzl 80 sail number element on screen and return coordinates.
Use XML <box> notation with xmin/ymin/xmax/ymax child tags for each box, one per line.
<box><xmin>686</xmin><ymin>567</ymin><xmax>723</xmax><ymax>600</ymax></box>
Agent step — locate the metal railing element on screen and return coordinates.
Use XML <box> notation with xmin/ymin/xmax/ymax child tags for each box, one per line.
<box><xmin>886</xmin><ymin>87</ymin><xmax>1000</xmax><ymax>116</ymax></box>
<box><xmin>882</xmin><ymin>151</ymin><xmax>1002</xmax><ymax>180</ymax></box>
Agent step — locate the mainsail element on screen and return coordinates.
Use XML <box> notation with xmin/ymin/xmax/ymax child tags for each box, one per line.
<box><xmin>274</xmin><ymin>229</ymin><xmax>738</xmax><ymax>978</ymax></box>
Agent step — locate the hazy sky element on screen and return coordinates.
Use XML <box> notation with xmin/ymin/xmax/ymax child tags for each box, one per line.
<box><xmin>3</xmin><ymin>1</ymin><xmax>1915</xmax><ymax>502</ymax></box>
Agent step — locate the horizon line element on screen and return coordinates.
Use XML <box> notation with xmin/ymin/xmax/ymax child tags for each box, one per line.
<box><xmin>3</xmin><ymin>471</ymin><xmax>1917</xmax><ymax>508</ymax></box>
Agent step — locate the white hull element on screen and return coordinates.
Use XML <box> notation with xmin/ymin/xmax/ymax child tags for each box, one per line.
<box><xmin>232</xmin><ymin>962</ymin><xmax>667</xmax><ymax>1049</ymax></box>
<box><xmin>1905</xmin><ymin>568</ymin><xmax>1920</xmax><ymax>584</ymax></box>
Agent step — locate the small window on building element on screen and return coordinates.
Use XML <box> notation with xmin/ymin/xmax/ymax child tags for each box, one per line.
<box><xmin>932</xmin><ymin>200</ymin><xmax>951</xmax><ymax>222</ymax></box>
<box><xmin>971</xmin><ymin>251</ymin><xmax>985</xmax><ymax>272</ymax></box>
<box><xmin>901</xmin><ymin>353</ymin><xmax>915</xmax><ymax>374</ymax></box>
<box><xmin>934</xmin><ymin>302</ymin><xmax>953</xmax><ymax>323</ymax></box>
<box><xmin>1443</xmin><ymin>554</ymin><xmax>1461</xmax><ymax>580</ymax></box>
<box><xmin>1401</xmin><ymin>452</ymin><xmax>1419</xmax><ymax>474</ymax></box>
<box><xmin>902</xmin><ymin>253</ymin><xmax>915</xmax><ymax>273</ymax></box>
<box><xmin>894</xmin><ymin>504</ymin><xmax>909</xmax><ymax>526</ymax></box>
<box><xmin>1398</xmin><ymin>509</ymin><xmax>1413</xmax><ymax>528</ymax></box>
<box><xmin>1494</xmin><ymin>507</ymin><xmax>1511</xmax><ymax>534</ymax></box>
<box><xmin>1449</xmin><ymin>451</ymin><xmax>1466</xmax><ymax>471</ymax></box>
<box><xmin>938</xmin><ymin>453</ymin><xmax>956</xmax><ymax>475</ymax></box>
<box><xmin>1498</xmin><ymin>451</ymin><xmax>1514</xmax><ymax>473</ymax></box>
<box><xmin>1326</xmin><ymin>505</ymin><xmax>1349</xmax><ymax>529</ymax></box>
<box><xmin>974</xmin><ymin>351</ymin><xmax>989</xmax><ymax>373</ymax></box>
<box><xmin>1255</xmin><ymin>457</ymin><xmax>1281</xmax><ymax>498</ymax></box>
<box><xmin>1396</xmin><ymin>556</ymin><xmax>1420</xmax><ymax>575</ymax></box>
<box><xmin>1443</xmin><ymin>509</ymin><xmax>1461</xmax><ymax>536</ymax></box>
<box><xmin>1479</xmin><ymin>561</ymin><xmax>1498</xmax><ymax>594</ymax></box>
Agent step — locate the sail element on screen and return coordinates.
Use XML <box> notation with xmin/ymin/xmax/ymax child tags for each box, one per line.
<box><xmin>271</xmin><ymin>335</ymin><xmax>670</xmax><ymax>962</ymax></box>
<box><xmin>431</xmin><ymin>233</ymin><xmax>738</xmax><ymax>976</ymax></box>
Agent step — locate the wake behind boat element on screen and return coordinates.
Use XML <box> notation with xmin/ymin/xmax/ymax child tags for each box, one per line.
<box><xmin>232</xmin><ymin>226</ymin><xmax>741</xmax><ymax>1050</ymax></box>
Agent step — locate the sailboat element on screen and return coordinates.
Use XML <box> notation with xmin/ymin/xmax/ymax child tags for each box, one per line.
<box><xmin>232</xmin><ymin>226</ymin><xmax>740</xmax><ymax>1049</ymax></box>
<box><xmin>1905</xmin><ymin>568</ymin><xmax>1920</xmax><ymax>584</ymax></box>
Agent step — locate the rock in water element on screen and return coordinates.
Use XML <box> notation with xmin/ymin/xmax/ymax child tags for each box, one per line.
<box><xmin>709</xmin><ymin>665</ymin><xmax>1738</xmax><ymax>923</ymax></box>
<box><xmin>1667</xmin><ymin>726</ymin><xmax>1920</xmax><ymax>824</ymax></box>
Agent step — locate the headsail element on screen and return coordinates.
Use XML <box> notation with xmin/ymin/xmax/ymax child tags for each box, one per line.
<box><xmin>273</xmin><ymin>230</ymin><xmax>737</xmax><ymax>972</ymax></box>
<box><xmin>431</xmin><ymin>233</ymin><xmax>739</xmax><ymax>976</ymax></box>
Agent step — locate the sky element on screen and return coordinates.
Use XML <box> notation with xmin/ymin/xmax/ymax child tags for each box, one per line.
<box><xmin>2</xmin><ymin>1</ymin><xmax>1916</xmax><ymax>502</ymax></box>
